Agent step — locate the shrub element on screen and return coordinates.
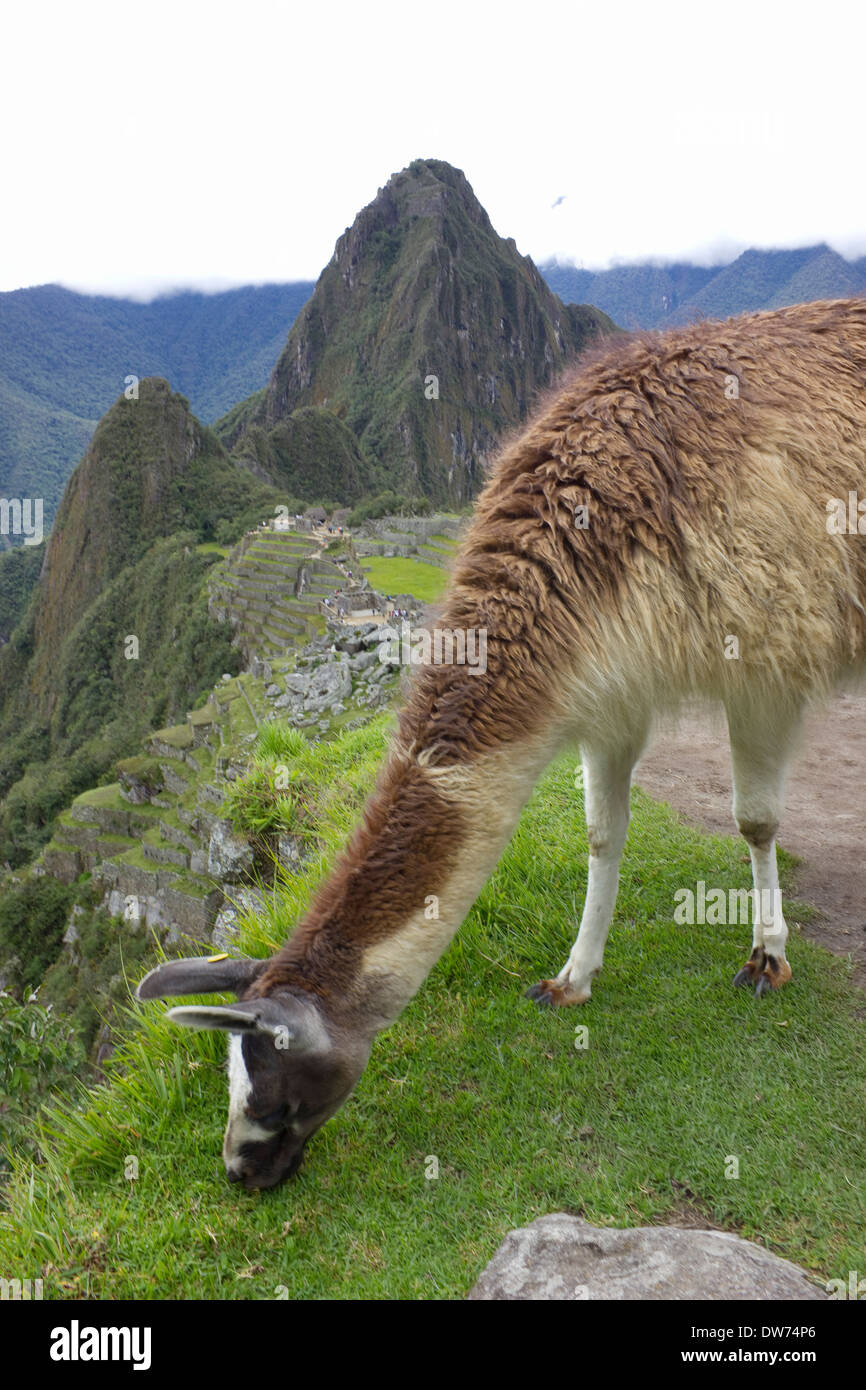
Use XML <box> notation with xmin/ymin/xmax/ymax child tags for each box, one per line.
<box><xmin>0</xmin><ymin>989</ymin><xmax>83</xmax><ymax>1173</ymax></box>
<box><xmin>0</xmin><ymin>876</ymin><xmax>73</xmax><ymax>991</ymax></box>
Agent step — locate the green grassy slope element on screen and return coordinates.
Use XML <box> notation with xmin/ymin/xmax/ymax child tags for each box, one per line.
<box><xmin>1</xmin><ymin>720</ymin><xmax>861</xmax><ymax>1299</ymax></box>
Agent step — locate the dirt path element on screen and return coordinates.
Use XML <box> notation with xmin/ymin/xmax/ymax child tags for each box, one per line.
<box><xmin>635</xmin><ymin>694</ymin><xmax>866</xmax><ymax>989</ymax></box>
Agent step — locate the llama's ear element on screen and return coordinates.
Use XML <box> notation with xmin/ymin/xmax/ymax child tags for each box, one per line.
<box><xmin>136</xmin><ymin>956</ymin><xmax>266</xmax><ymax>1002</ymax></box>
<box><xmin>165</xmin><ymin>1005</ymin><xmax>271</xmax><ymax>1033</ymax></box>
<box><xmin>165</xmin><ymin>1001</ymin><xmax>328</xmax><ymax>1052</ymax></box>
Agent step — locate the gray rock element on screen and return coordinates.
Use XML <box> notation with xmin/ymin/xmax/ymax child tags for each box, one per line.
<box><xmin>62</xmin><ymin>904</ymin><xmax>86</xmax><ymax>950</ymax></box>
<box><xmin>265</xmin><ymin>683</ymin><xmax>281</xmax><ymax>697</ymax></box>
<box><xmin>349</xmin><ymin>648</ymin><xmax>379</xmax><ymax>674</ymax></box>
<box><xmin>277</xmin><ymin>833</ymin><xmax>306</xmax><ymax>868</ymax></box>
<box><xmin>207</xmin><ymin>820</ymin><xmax>254</xmax><ymax>883</ymax></box>
<box><xmin>210</xmin><ymin>888</ymin><xmax>265</xmax><ymax>952</ymax></box>
<box><xmin>303</xmin><ymin>660</ymin><xmax>351</xmax><ymax>711</ymax></box>
<box><xmin>468</xmin><ymin>1214</ymin><xmax>826</xmax><ymax>1301</ymax></box>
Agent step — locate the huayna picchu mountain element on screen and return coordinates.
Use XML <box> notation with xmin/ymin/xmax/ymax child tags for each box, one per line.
<box><xmin>220</xmin><ymin>158</ymin><xmax>614</xmax><ymax>506</ymax></box>
<box><xmin>0</xmin><ymin>379</ymin><xmax>287</xmax><ymax>865</ymax></box>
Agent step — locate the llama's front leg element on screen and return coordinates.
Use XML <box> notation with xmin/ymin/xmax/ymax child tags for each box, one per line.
<box><xmin>726</xmin><ymin>701</ymin><xmax>799</xmax><ymax>998</ymax></box>
<box><xmin>527</xmin><ymin>738</ymin><xmax>643</xmax><ymax>1008</ymax></box>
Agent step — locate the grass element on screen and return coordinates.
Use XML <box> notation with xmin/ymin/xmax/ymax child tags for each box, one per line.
<box><xmin>0</xmin><ymin>717</ymin><xmax>863</xmax><ymax>1299</ymax></box>
<box><xmin>359</xmin><ymin>556</ymin><xmax>448</xmax><ymax>604</ymax></box>
<box><xmin>152</xmin><ymin>725</ymin><xmax>194</xmax><ymax>750</ymax></box>
<box><xmin>73</xmin><ymin>784</ymin><xmax>128</xmax><ymax>810</ymax></box>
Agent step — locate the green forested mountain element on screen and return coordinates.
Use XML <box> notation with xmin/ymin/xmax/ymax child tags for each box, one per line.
<box><xmin>541</xmin><ymin>243</ymin><xmax>866</xmax><ymax>329</ymax></box>
<box><xmin>0</xmin><ymin>379</ymin><xmax>287</xmax><ymax>864</ymax></box>
<box><xmin>229</xmin><ymin>403</ymin><xmax>378</xmax><ymax>504</ymax></box>
<box><xmin>0</xmin><ymin>281</ymin><xmax>314</xmax><ymax>537</ymax></box>
<box><xmin>0</xmin><ymin>543</ymin><xmax>43</xmax><ymax>643</ymax></box>
<box><xmin>224</xmin><ymin>159</ymin><xmax>613</xmax><ymax>506</ymax></box>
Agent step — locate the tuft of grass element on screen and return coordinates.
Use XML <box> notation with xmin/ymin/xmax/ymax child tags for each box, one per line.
<box><xmin>254</xmin><ymin>723</ymin><xmax>307</xmax><ymax>763</ymax></box>
<box><xmin>0</xmin><ymin>721</ymin><xmax>863</xmax><ymax>1299</ymax></box>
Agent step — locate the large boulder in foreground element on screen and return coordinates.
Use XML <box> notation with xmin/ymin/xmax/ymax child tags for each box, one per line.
<box><xmin>468</xmin><ymin>1214</ymin><xmax>826</xmax><ymax>1301</ymax></box>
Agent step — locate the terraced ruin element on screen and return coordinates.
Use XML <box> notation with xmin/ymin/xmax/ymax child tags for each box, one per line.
<box><xmin>352</xmin><ymin>513</ymin><xmax>464</xmax><ymax>566</ymax></box>
<box><xmin>27</xmin><ymin>513</ymin><xmax>459</xmax><ymax>1026</ymax></box>
<box><xmin>207</xmin><ymin>528</ymin><xmax>353</xmax><ymax>663</ymax></box>
<box><xmin>39</xmin><ymin>622</ymin><xmax>408</xmax><ymax>947</ymax></box>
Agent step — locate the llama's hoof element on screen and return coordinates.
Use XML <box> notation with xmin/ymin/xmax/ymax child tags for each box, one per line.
<box><xmin>525</xmin><ymin>981</ymin><xmax>556</xmax><ymax>1007</ymax></box>
<box><xmin>525</xmin><ymin>980</ymin><xmax>589</xmax><ymax>1008</ymax></box>
<box><xmin>733</xmin><ymin>947</ymin><xmax>792</xmax><ymax>997</ymax></box>
<box><xmin>758</xmin><ymin>953</ymin><xmax>792</xmax><ymax>995</ymax></box>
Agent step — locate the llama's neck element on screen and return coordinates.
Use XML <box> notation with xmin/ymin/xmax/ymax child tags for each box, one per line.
<box><xmin>358</xmin><ymin>738</ymin><xmax>555</xmax><ymax>1027</ymax></box>
<box><xmin>259</xmin><ymin>733</ymin><xmax>557</xmax><ymax>1034</ymax></box>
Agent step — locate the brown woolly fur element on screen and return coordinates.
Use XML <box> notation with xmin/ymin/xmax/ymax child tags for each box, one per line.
<box><xmin>452</xmin><ymin>297</ymin><xmax>866</xmax><ymax>735</ymax></box>
<box><xmin>257</xmin><ymin>296</ymin><xmax>866</xmax><ymax>1006</ymax></box>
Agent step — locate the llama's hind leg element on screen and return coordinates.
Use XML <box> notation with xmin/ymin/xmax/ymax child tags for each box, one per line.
<box><xmin>527</xmin><ymin>736</ymin><xmax>644</xmax><ymax>1008</ymax></box>
<box><xmin>726</xmin><ymin>699</ymin><xmax>801</xmax><ymax>998</ymax></box>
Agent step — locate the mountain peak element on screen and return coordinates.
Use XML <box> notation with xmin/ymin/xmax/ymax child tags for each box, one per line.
<box><xmin>236</xmin><ymin>159</ymin><xmax>612</xmax><ymax>505</ymax></box>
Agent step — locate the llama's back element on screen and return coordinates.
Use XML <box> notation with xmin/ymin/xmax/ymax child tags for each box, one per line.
<box><xmin>448</xmin><ymin>298</ymin><xmax>866</xmax><ymax>739</ymax></box>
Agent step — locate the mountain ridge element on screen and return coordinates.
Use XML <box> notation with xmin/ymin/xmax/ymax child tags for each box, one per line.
<box><xmin>0</xmin><ymin>379</ymin><xmax>287</xmax><ymax>863</ymax></box>
<box><xmin>541</xmin><ymin>243</ymin><xmax>866</xmax><ymax>328</ymax></box>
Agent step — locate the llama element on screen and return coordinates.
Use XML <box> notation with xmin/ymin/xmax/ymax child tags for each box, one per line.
<box><xmin>138</xmin><ymin>297</ymin><xmax>866</xmax><ymax>1189</ymax></box>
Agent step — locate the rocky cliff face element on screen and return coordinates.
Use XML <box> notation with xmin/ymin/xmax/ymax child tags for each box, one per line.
<box><xmin>234</xmin><ymin>159</ymin><xmax>614</xmax><ymax>505</ymax></box>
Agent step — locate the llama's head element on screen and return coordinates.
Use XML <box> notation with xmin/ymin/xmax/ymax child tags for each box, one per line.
<box><xmin>136</xmin><ymin>956</ymin><xmax>370</xmax><ymax>1189</ymax></box>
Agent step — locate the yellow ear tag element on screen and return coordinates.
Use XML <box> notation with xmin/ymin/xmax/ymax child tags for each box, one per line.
<box><xmin>208</xmin><ymin>953</ymin><xmax>229</xmax><ymax>963</ymax></box>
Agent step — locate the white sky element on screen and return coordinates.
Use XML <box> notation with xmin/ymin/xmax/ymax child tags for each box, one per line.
<box><xmin>2</xmin><ymin>0</ymin><xmax>865</xmax><ymax>298</ymax></box>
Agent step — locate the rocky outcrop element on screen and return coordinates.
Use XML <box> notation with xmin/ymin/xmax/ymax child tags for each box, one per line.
<box><xmin>468</xmin><ymin>1214</ymin><xmax>827</xmax><ymax>1301</ymax></box>
<box><xmin>207</xmin><ymin>819</ymin><xmax>255</xmax><ymax>882</ymax></box>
